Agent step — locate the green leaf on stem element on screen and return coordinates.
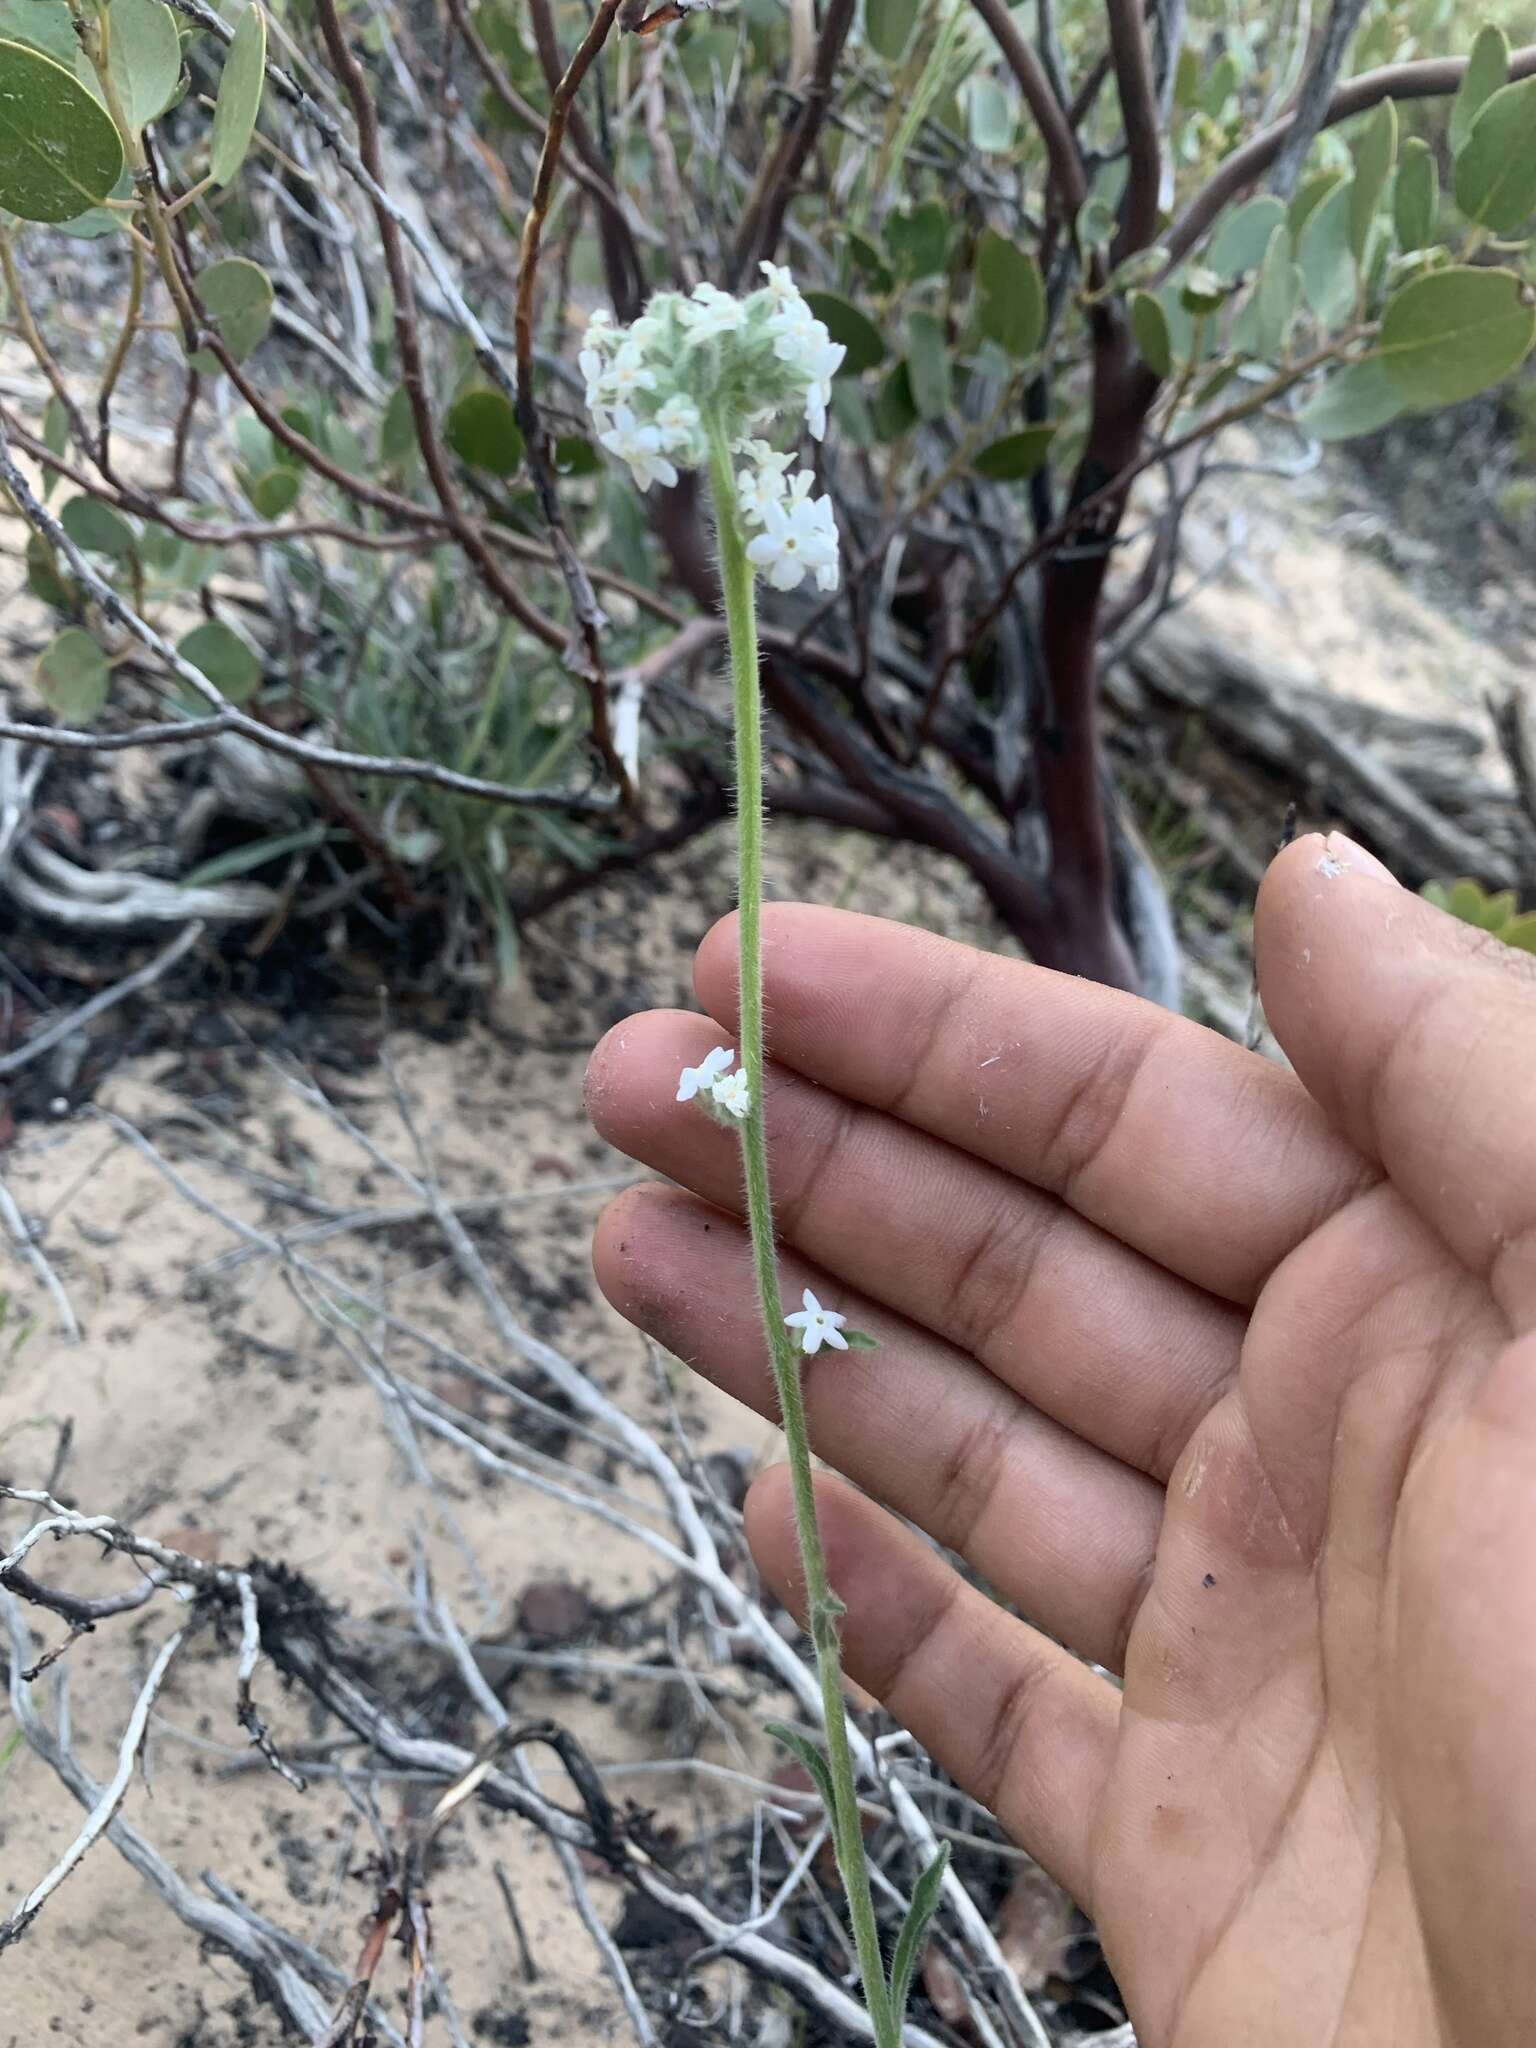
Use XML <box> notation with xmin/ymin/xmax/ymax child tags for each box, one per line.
<box><xmin>26</xmin><ymin>531</ymin><xmax>73</xmax><ymax>609</ymax></box>
<box><xmin>871</xmin><ymin>359</ymin><xmax>918</xmax><ymax>439</ymax></box>
<box><xmin>59</xmin><ymin>494</ymin><xmax>137</xmax><ymax>558</ymax></box>
<box><xmin>0</xmin><ymin>39</ymin><xmax>124</xmax><ymax>223</ymax></box>
<box><xmin>840</xmin><ymin>1328</ymin><xmax>881</xmax><ymax>1351</ymax></box>
<box><xmin>179</xmin><ymin>618</ymin><xmax>262</xmax><ymax>704</ymax></box>
<box><xmin>888</xmin><ymin>1843</ymin><xmax>951</xmax><ymax>2019</ymax></box>
<box><xmin>1349</xmin><ymin>98</ymin><xmax>1397</xmax><ymax>260</ymax></box>
<box><xmin>864</xmin><ymin>0</ymin><xmax>919</xmax><ymax>62</ymax></box>
<box><xmin>1297</xmin><ymin>176</ymin><xmax>1356</xmax><ymax>329</ymax></box>
<box><xmin>1295</xmin><ymin>355</ymin><xmax>1403</xmax><ymax>441</ymax></box>
<box><xmin>1378</xmin><ymin>265</ymin><xmax>1536</xmax><ymax>407</ymax></box>
<box><xmin>976</xmin><ymin>230</ymin><xmax>1044</xmax><ymax>358</ymax></box>
<box><xmin>1288</xmin><ymin>167</ymin><xmax>1345</xmax><ymax>241</ymax></box>
<box><xmin>35</xmin><ymin>627</ymin><xmax>109</xmax><ymax>720</ymax></box>
<box><xmin>1454</xmin><ymin>77</ymin><xmax>1536</xmax><ymax>235</ymax></box>
<box><xmin>764</xmin><ymin>1722</ymin><xmax>837</xmax><ymax>1822</ymax></box>
<box><xmin>885</xmin><ymin>200</ymin><xmax>949</xmax><ymax>281</ymax></box>
<box><xmin>1393</xmin><ymin>137</ymin><xmax>1439</xmax><ymax>251</ymax></box>
<box><xmin>965</xmin><ymin>74</ymin><xmax>1014</xmax><ymax>152</ymax></box>
<box><xmin>445</xmin><ymin>387</ymin><xmax>524</xmax><ymax>475</ymax></box>
<box><xmin>847</xmin><ymin>230</ymin><xmax>894</xmax><ymax>293</ymax></box>
<box><xmin>1448</xmin><ymin>22</ymin><xmax>1508</xmax><ymax>157</ymax></box>
<box><xmin>905</xmin><ymin>309</ymin><xmax>950</xmax><ymax>419</ymax></box>
<box><xmin>1208</xmin><ymin>194</ymin><xmax>1285</xmax><ymax>280</ymax></box>
<box><xmin>1128</xmin><ymin>288</ymin><xmax>1172</xmax><ymax>376</ymax></box>
<box><xmin>0</xmin><ymin>0</ymin><xmax>72</xmax><ymax>63</ymax></box>
<box><xmin>971</xmin><ymin>424</ymin><xmax>1056</xmax><ymax>481</ymax></box>
<box><xmin>89</xmin><ymin>0</ymin><xmax>181</xmax><ymax>131</ymax></box>
<box><xmin>191</xmin><ymin>256</ymin><xmax>274</xmax><ymax>367</ymax></box>
<box><xmin>244</xmin><ymin>466</ymin><xmax>300</xmax><ymax>517</ymax></box>
<box><xmin>209</xmin><ymin>1</ymin><xmax>266</xmax><ymax>186</ymax></box>
<box><xmin>803</xmin><ymin>290</ymin><xmax>886</xmax><ymax>374</ymax></box>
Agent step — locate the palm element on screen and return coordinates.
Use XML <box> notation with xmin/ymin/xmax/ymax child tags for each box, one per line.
<box><xmin>588</xmin><ymin>834</ymin><xmax>1536</xmax><ymax>2048</ymax></box>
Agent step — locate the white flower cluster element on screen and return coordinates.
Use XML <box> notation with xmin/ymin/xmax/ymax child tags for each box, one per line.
<box><xmin>676</xmin><ymin>1045</ymin><xmax>750</xmax><ymax>1121</ymax></box>
<box><xmin>581</xmin><ymin>266</ymin><xmax>843</xmax><ymax>595</ymax></box>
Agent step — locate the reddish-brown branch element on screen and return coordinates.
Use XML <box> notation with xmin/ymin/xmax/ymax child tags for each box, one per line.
<box><xmin>967</xmin><ymin>0</ymin><xmax>1088</xmax><ymax>213</ymax></box>
<box><xmin>1104</xmin><ymin>0</ymin><xmax>1162</xmax><ymax>261</ymax></box>
<box><xmin>527</xmin><ymin>0</ymin><xmax>644</xmax><ymax>318</ymax></box>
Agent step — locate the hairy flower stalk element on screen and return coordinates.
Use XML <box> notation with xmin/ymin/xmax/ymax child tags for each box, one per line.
<box><xmin>588</xmin><ymin>274</ymin><xmax>944</xmax><ymax>2045</ymax></box>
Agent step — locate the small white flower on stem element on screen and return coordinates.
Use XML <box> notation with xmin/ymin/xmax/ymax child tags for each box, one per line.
<box><xmin>604</xmin><ymin>343</ymin><xmax>656</xmax><ymax>403</ymax></box>
<box><xmin>758</xmin><ymin>260</ymin><xmax>800</xmax><ymax>306</ymax></box>
<box><xmin>784</xmin><ymin>1288</ymin><xmax>849</xmax><ymax>1355</ymax></box>
<box><xmin>681</xmin><ymin>282</ymin><xmax>746</xmax><ymax>342</ymax></box>
<box><xmin>710</xmin><ymin>1068</ymin><xmax>751</xmax><ymax>1119</ymax></box>
<box><xmin>676</xmin><ymin>1044</ymin><xmax>735</xmax><ymax>1103</ymax></box>
<box><xmin>736</xmin><ymin>451</ymin><xmax>792</xmax><ymax>525</ymax></box>
<box><xmin>768</xmin><ymin>295</ymin><xmax>819</xmax><ymax>361</ymax></box>
<box><xmin>799</xmin><ymin>326</ymin><xmax>845</xmax><ymax>440</ymax></box>
<box><xmin>599</xmin><ymin>405</ymin><xmax>678</xmax><ymax>492</ymax></box>
<box><xmin>654</xmin><ymin>394</ymin><xmax>702</xmax><ymax>454</ymax></box>
<box><xmin>746</xmin><ymin>490</ymin><xmax>840</xmax><ymax>592</ymax></box>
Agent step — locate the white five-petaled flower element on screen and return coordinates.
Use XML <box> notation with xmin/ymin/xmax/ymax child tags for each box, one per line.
<box><xmin>604</xmin><ymin>343</ymin><xmax>657</xmax><ymax>404</ymax></box>
<box><xmin>710</xmin><ymin>1068</ymin><xmax>751</xmax><ymax>1119</ymax></box>
<box><xmin>768</xmin><ymin>295</ymin><xmax>819</xmax><ymax>361</ymax></box>
<box><xmin>681</xmin><ymin>282</ymin><xmax>746</xmax><ymax>342</ymax></box>
<box><xmin>735</xmin><ymin>448</ymin><xmax>794</xmax><ymax>524</ymax></box>
<box><xmin>676</xmin><ymin>1045</ymin><xmax>735</xmax><ymax>1103</ymax></box>
<box><xmin>758</xmin><ymin>260</ymin><xmax>799</xmax><ymax>306</ymax></box>
<box><xmin>746</xmin><ymin>489</ymin><xmax>840</xmax><ymax>593</ymax></box>
<box><xmin>654</xmin><ymin>394</ymin><xmax>702</xmax><ymax>454</ymax></box>
<box><xmin>784</xmin><ymin>1288</ymin><xmax>848</xmax><ymax>1355</ymax></box>
<box><xmin>599</xmin><ymin>404</ymin><xmax>678</xmax><ymax>493</ymax></box>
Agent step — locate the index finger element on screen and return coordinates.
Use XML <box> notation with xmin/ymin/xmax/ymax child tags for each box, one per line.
<box><xmin>694</xmin><ymin>902</ymin><xmax>1373</xmax><ymax>1306</ymax></box>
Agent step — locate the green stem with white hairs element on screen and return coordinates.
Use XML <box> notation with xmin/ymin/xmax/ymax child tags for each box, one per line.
<box><xmin>704</xmin><ymin>420</ymin><xmax>899</xmax><ymax>2048</ymax></box>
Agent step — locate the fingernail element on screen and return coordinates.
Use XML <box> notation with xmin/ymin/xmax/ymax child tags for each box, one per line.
<box><xmin>1317</xmin><ymin>832</ymin><xmax>1397</xmax><ymax>886</ymax></box>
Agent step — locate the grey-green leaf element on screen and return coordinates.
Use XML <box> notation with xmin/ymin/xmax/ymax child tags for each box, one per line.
<box><xmin>1393</xmin><ymin>137</ymin><xmax>1438</xmax><ymax>250</ymax></box>
<box><xmin>1255</xmin><ymin>223</ymin><xmax>1300</xmax><ymax>359</ymax></box>
<box><xmin>59</xmin><ymin>494</ymin><xmax>138</xmax><ymax>558</ymax></box>
<box><xmin>803</xmin><ymin>290</ymin><xmax>886</xmax><ymax>374</ymax></box>
<box><xmin>179</xmin><ymin>618</ymin><xmax>262</xmax><ymax>705</ymax></box>
<box><xmin>865</xmin><ymin>0</ymin><xmax>919</xmax><ymax>61</ymax></box>
<box><xmin>1454</xmin><ymin>77</ymin><xmax>1536</xmax><ymax>235</ymax></box>
<box><xmin>1298</xmin><ymin>176</ymin><xmax>1356</xmax><ymax>328</ymax></box>
<box><xmin>885</xmin><ymin>200</ymin><xmax>949</xmax><ymax>281</ymax></box>
<box><xmin>1128</xmin><ymin>288</ymin><xmax>1172</xmax><ymax>376</ymax></box>
<box><xmin>905</xmin><ymin>309</ymin><xmax>950</xmax><ymax>419</ymax></box>
<box><xmin>1208</xmin><ymin>194</ymin><xmax>1286</xmax><ymax>280</ymax></box>
<box><xmin>35</xmin><ymin>627</ymin><xmax>110</xmax><ymax>721</ymax></box>
<box><xmin>91</xmin><ymin>0</ymin><xmax>181</xmax><ymax>131</ymax></box>
<box><xmin>209</xmin><ymin>1</ymin><xmax>266</xmax><ymax>186</ymax></box>
<box><xmin>976</xmin><ymin>230</ymin><xmax>1044</xmax><ymax>358</ymax></box>
<box><xmin>1349</xmin><ymin>99</ymin><xmax>1397</xmax><ymax>260</ymax></box>
<box><xmin>194</xmin><ymin>256</ymin><xmax>273</xmax><ymax>365</ymax></box>
<box><xmin>1296</xmin><ymin>356</ymin><xmax>1404</xmax><ymax>441</ymax></box>
<box><xmin>0</xmin><ymin>0</ymin><xmax>73</xmax><ymax>62</ymax></box>
<box><xmin>1378</xmin><ymin>264</ymin><xmax>1536</xmax><ymax>407</ymax></box>
<box><xmin>1448</xmin><ymin>23</ymin><xmax>1508</xmax><ymax>157</ymax></box>
<box><xmin>972</xmin><ymin>424</ymin><xmax>1057</xmax><ymax>481</ymax></box>
<box><xmin>888</xmin><ymin>1844</ymin><xmax>951</xmax><ymax>2020</ymax></box>
<box><xmin>0</xmin><ymin>39</ymin><xmax>125</xmax><ymax>223</ymax></box>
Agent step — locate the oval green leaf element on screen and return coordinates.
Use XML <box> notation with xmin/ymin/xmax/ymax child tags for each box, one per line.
<box><xmin>905</xmin><ymin>308</ymin><xmax>950</xmax><ymax>420</ymax></box>
<box><xmin>885</xmin><ymin>201</ymin><xmax>949</xmax><ymax>282</ymax></box>
<box><xmin>1393</xmin><ymin>137</ymin><xmax>1438</xmax><ymax>251</ymax></box>
<box><xmin>976</xmin><ymin>230</ymin><xmax>1044</xmax><ymax>359</ymax></box>
<box><xmin>1454</xmin><ymin>77</ymin><xmax>1536</xmax><ymax>235</ymax></box>
<box><xmin>1378</xmin><ymin>265</ymin><xmax>1536</xmax><ymax>408</ymax></box>
<box><xmin>179</xmin><ymin>617</ymin><xmax>262</xmax><ymax>704</ymax></box>
<box><xmin>971</xmin><ymin>424</ymin><xmax>1057</xmax><ymax>481</ymax></box>
<box><xmin>802</xmin><ymin>290</ymin><xmax>886</xmax><ymax>375</ymax></box>
<box><xmin>89</xmin><ymin>0</ymin><xmax>181</xmax><ymax>131</ymax></box>
<box><xmin>0</xmin><ymin>0</ymin><xmax>74</xmax><ymax>63</ymax></box>
<box><xmin>245</xmin><ymin>466</ymin><xmax>300</xmax><ymax>517</ymax></box>
<box><xmin>59</xmin><ymin>493</ymin><xmax>138</xmax><ymax>557</ymax></box>
<box><xmin>1349</xmin><ymin>98</ymin><xmax>1397</xmax><ymax>260</ymax></box>
<box><xmin>445</xmin><ymin>387</ymin><xmax>524</xmax><ymax>475</ymax></box>
<box><xmin>1256</xmin><ymin>223</ymin><xmax>1300</xmax><ymax>359</ymax></box>
<box><xmin>1208</xmin><ymin>195</ymin><xmax>1285</xmax><ymax>281</ymax></box>
<box><xmin>865</xmin><ymin>0</ymin><xmax>919</xmax><ymax>62</ymax></box>
<box><xmin>1129</xmin><ymin>288</ymin><xmax>1172</xmax><ymax>376</ymax></box>
<box><xmin>0</xmin><ymin>39</ymin><xmax>124</xmax><ymax>223</ymax></box>
<box><xmin>1298</xmin><ymin>175</ymin><xmax>1356</xmax><ymax>329</ymax></box>
<box><xmin>35</xmin><ymin>627</ymin><xmax>109</xmax><ymax>720</ymax></box>
<box><xmin>193</xmin><ymin>256</ymin><xmax>273</xmax><ymax>365</ymax></box>
<box><xmin>1295</xmin><ymin>357</ymin><xmax>1404</xmax><ymax>441</ymax></box>
<box><xmin>209</xmin><ymin>1</ymin><xmax>266</xmax><ymax>187</ymax></box>
<box><xmin>1449</xmin><ymin>23</ymin><xmax>1508</xmax><ymax>157</ymax></box>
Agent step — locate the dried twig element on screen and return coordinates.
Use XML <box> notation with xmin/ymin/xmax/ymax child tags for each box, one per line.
<box><xmin>0</xmin><ymin>921</ymin><xmax>205</xmax><ymax>1082</ymax></box>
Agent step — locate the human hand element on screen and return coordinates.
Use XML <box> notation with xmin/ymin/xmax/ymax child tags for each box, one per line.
<box><xmin>585</xmin><ymin>832</ymin><xmax>1536</xmax><ymax>2048</ymax></box>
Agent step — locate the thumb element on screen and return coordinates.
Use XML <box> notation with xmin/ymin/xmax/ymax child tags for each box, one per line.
<box><xmin>1255</xmin><ymin>832</ymin><xmax>1536</xmax><ymax>1330</ymax></box>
